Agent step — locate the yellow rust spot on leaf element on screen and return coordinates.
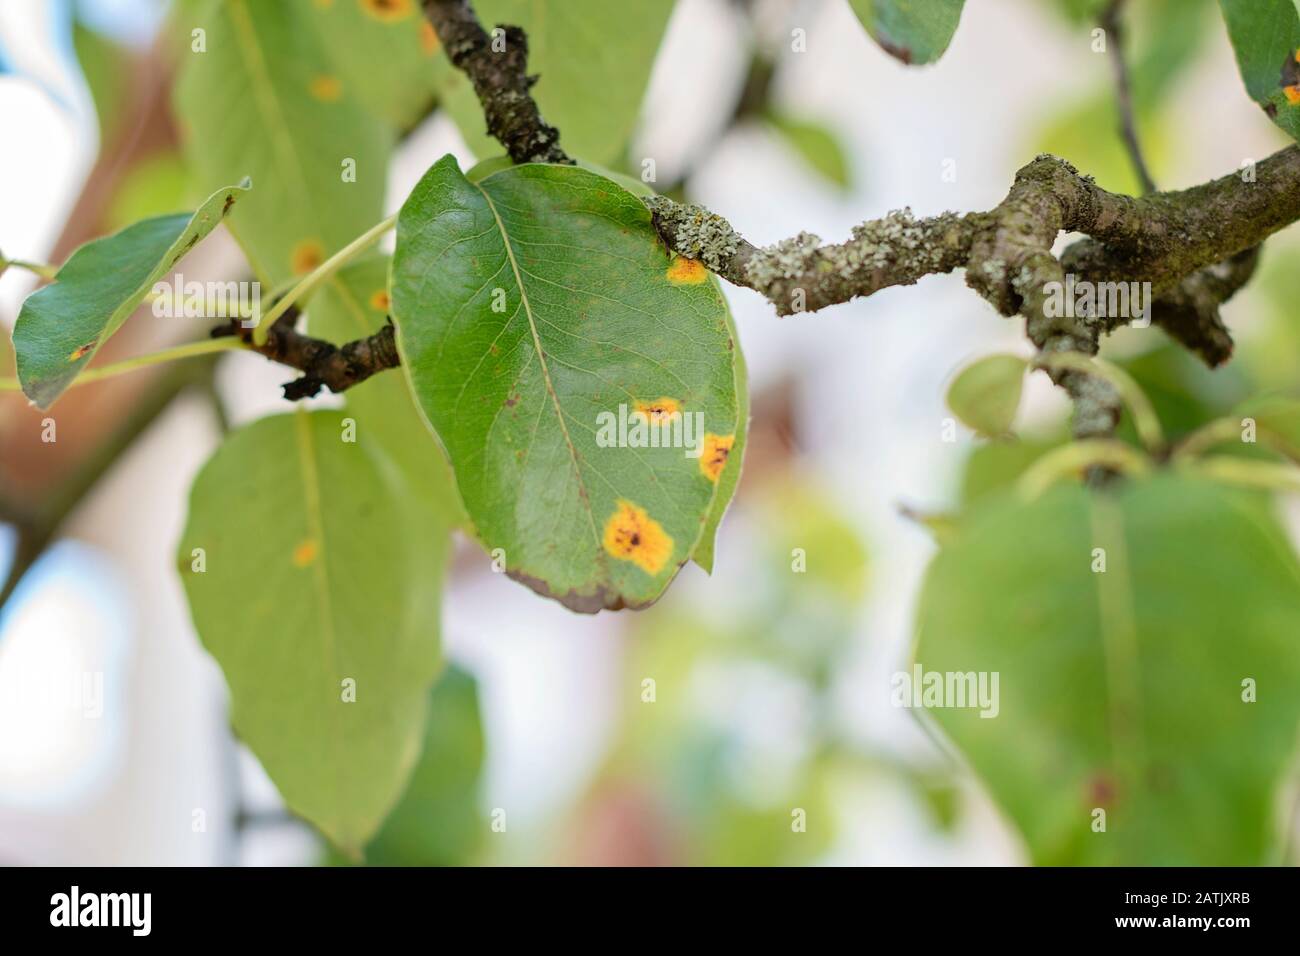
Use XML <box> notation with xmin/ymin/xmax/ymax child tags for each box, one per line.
<box><xmin>699</xmin><ymin>433</ymin><xmax>735</xmax><ymax>483</ymax></box>
<box><xmin>291</xmin><ymin>239</ymin><xmax>326</xmax><ymax>275</ymax></box>
<box><xmin>68</xmin><ymin>340</ymin><xmax>97</xmax><ymax>362</ymax></box>
<box><xmin>666</xmin><ymin>256</ymin><xmax>708</xmax><ymax>285</ymax></box>
<box><xmin>633</xmin><ymin>396</ymin><xmax>682</xmax><ymax>424</ymax></box>
<box><xmin>361</xmin><ymin>0</ymin><xmax>413</xmax><ymax>21</ymax></box>
<box><xmin>602</xmin><ymin>500</ymin><xmax>673</xmax><ymax>576</ymax></box>
<box><xmin>293</xmin><ymin>539</ymin><xmax>319</xmax><ymax>568</ymax></box>
<box><xmin>369</xmin><ymin>289</ymin><xmax>391</xmax><ymax>311</ymax></box>
<box><xmin>420</xmin><ymin>21</ymin><xmax>441</xmax><ymax>55</ymax></box>
<box><xmin>309</xmin><ymin>75</ymin><xmax>343</xmax><ymax>102</ymax></box>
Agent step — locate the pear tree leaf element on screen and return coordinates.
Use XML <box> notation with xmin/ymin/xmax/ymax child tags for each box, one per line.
<box><xmin>439</xmin><ymin>0</ymin><xmax>675</xmax><ymax>164</ymax></box>
<box><xmin>177</xmin><ymin>410</ymin><xmax>449</xmax><ymax>854</ymax></box>
<box><xmin>12</xmin><ymin>180</ymin><xmax>250</xmax><ymax>409</ymax></box>
<box><xmin>946</xmin><ymin>354</ymin><xmax>1027</xmax><ymax>437</ymax></box>
<box><xmin>846</xmin><ymin>0</ymin><xmax>967</xmax><ymax>65</ymax></box>
<box><xmin>915</xmin><ymin>474</ymin><xmax>1300</xmax><ymax>864</ymax></box>
<box><xmin>1218</xmin><ymin>0</ymin><xmax>1300</xmax><ymax>142</ymax></box>
<box><xmin>765</xmin><ymin>113</ymin><xmax>851</xmax><ymax>188</ymax></box>
<box><xmin>174</xmin><ymin>0</ymin><xmax>390</xmax><ymax>284</ymax></box>
<box><xmin>391</xmin><ymin>157</ymin><xmax>742</xmax><ymax>611</ymax></box>
<box><xmin>328</xmin><ymin>665</ymin><xmax>485</xmax><ymax>866</ymax></box>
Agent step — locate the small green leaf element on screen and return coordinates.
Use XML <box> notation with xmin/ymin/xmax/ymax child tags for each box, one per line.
<box><xmin>439</xmin><ymin>0</ymin><xmax>675</xmax><ymax>164</ymax></box>
<box><xmin>846</xmin><ymin>0</ymin><xmax>967</xmax><ymax>65</ymax></box>
<box><xmin>946</xmin><ymin>354</ymin><xmax>1028</xmax><ymax>437</ymax></box>
<box><xmin>915</xmin><ymin>474</ymin><xmax>1300</xmax><ymax>864</ymax></box>
<box><xmin>391</xmin><ymin>157</ymin><xmax>741</xmax><ymax>611</ymax></box>
<box><xmin>328</xmin><ymin>666</ymin><xmax>485</xmax><ymax>866</ymax></box>
<box><xmin>174</xmin><ymin>0</ymin><xmax>390</xmax><ymax>284</ymax></box>
<box><xmin>1219</xmin><ymin>0</ymin><xmax>1300</xmax><ymax>142</ymax></box>
<box><xmin>306</xmin><ymin>254</ymin><xmax>467</xmax><ymax>529</ymax></box>
<box><xmin>177</xmin><ymin>410</ymin><xmax>448</xmax><ymax>854</ymax></box>
<box><xmin>12</xmin><ymin>180</ymin><xmax>249</xmax><ymax>409</ymax></box>
<box><xmin>764</xmin><ymin>114</ymin><xmax>851</xmax><ymax>188</ymax></box>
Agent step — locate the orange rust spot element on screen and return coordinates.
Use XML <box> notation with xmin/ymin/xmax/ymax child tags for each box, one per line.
<box><xmin>666</xmin><ymin>256</ymin><xmax>707</xmax><ymax>285</ymax></box>
<box><xmin>291</xmin><ymin>240</ymin><xmax>326</xmax><ymax>275</ymax></box>
<box><xmin>419</xmin><ymin>20</ymin><xmax>440</xmax><ymax>55</ymax></box>
<box><xmin>633</xmin><ymin>397</ymin><xmax>681</xmax><ymax>424</ymax></box>
<box><xmin>1286</xmin><ymin>86</ymin><xmax>1300</xmax><ymax>106</ymax></box>
<box><xmin>361</xmin><ymin>0</ymin><xmax>413</xmax><ymax>21</ymax></box>
<box><xmin>67</xmin><ymin>340</ymin><xmax>97</xmax><ymax>362</ymax></box>
<box><xmin>699</xmin><ymin>433</ymin><xmax>735</xmax><ymax>483</ymax></box>
<box><xmin>369</xmin><ymin>289</ymin><xmax>391</xmax><ymax>311</ymax></box>
<box><xmin>293</xmin><ymin>539</ymin><xmax>319</xmax><ymax>568</ymax></box>
<box><xmin>602</xmin><ymin>500</ymin><xmax>673</xmax><ymax>575</ymax></box>
<box><xmin>309</xmin><ymin>75</ymin><xmax>343</xmax><ymax>102</ymax></box>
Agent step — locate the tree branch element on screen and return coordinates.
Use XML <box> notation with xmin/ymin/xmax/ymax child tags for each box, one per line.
<box><xmin>421</xmin><ymin>0</ymin><xmax>571</xmax><ymax>165</ymax></box>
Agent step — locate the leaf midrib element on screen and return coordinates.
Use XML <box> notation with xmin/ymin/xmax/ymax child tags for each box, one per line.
<box><xmin>470</xmin><ymin>178</ymin><xmax>603</xmax><ymax>566</ymax></box>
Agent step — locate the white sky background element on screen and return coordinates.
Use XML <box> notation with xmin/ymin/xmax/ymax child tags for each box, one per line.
<box><xmin>0</xmin><ymin>0</ymin><xmax>1289</xmax><ymax>864</ymax></box>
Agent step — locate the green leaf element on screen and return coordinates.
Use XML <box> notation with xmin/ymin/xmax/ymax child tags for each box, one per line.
<box><xmin>1219</xmin><ymin>0</ymin><xmax>1300</xmax><ymax>142</ymax></box>
<box><xmin>12</xmin><ymin>180</ymin><xmax>249</xmax><ymax>409</ymax></box>
<box><xmin>292</xmin><ymin>0</ymin><xmax>451</xmax><ymax>129</ymax></box>
<box><xmin>915</xmin><ymin>474</ymin><xmax>1300</xmax><ymax>864</ymax></box>
<box><xmin>846</xmin><ymin>0</ymin><xmax>967</xmax><ymax>65</ymax></box>
<box><xmin>391</xmin><ymin>157</ymin><xmax>741</xmax><ymax>612</ymax></box>
<box><xmin>177</xmin><ymin>410</ymin><xmax>448</xmax><ymax>854</ymax></box>
<box><xmin>439</xmin><ymin>0</ymin><xmax>675</xmax><ymax>164</ymax></box>
<box><xmin>764</xmin><ymin>114</ymin><xmax>851</xmax><ymax>188</ymax></box>
<box><xmin>328</xmin><ymin>665</ymin><xmax>485</xmax><ymax>866</ymax></box>
<box><xmin>946</xmin><ymin>354</ymin><xmax>1027</xmax><ymax>437</ymax></box>
<box><xmin>174</xmin><ymin>0</ymin><xmax>391</xmax><ymax>284</ymax></box>
<box><xmin>306</xmin><ymin>254</ymin><xmax>467</xmax><ymax>528</ymax></box>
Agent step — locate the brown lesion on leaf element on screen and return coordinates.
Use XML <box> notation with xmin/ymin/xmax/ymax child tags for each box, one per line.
<box><xmin>68</xmin><ymin>339</ymin><xmax>98</xmax><ymax>362</ymax></box>
<box><xmin>699</xmin><ymin>433</ymin><xmax>735</xmax><ymax>483</ymax></box>
<box><xmin>369</xmin><ymin>289</ymin><xmax>390</xmax><ymax>312</ymax></box>
<box><xmin>361</xmin><ymin>0</ymin><xmax>413</xmax><ymax>22</ymax></box>
<box><xmin>633</xmin><ymin>397</ymin><xmax>681</xmax><ymax>423</ymax></box>
<box><xmin>602</xmin><ymin>500</ymin><xmax>673</xmax><ymax>575</ymax></box>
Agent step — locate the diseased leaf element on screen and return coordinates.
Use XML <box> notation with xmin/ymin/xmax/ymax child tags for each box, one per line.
<box><xmin>915</xmin><ymin>475</ymin><xmax>1300</xmax><ymax>864</ymax></box>
<box><xmin>307</xmin><ymin>254</ymin><xmax>467</xmax><ymax>529</ymax></box>
<box><xmin>328</xmin><ymin>666</ymin><xmax>485</xmax><ymax>866</ymax></box>
<box><xmin>391</xmin><ymin>157</ymin><xmax>741</xmax><ymax>612</ymax></box>
<box><xmin>12</xmin><ymin>180</ymin><xmax>249</xmax><ymax>409</ymax></box>
<box><xmin>439</xmin><ymin>0</ymin><xmax>675</xmax><ymax>163</ymax></box>
<box><xmin>765</xmin><ymin>114</ymin><xmax>851</xmax><ymax>188</ymax></box>
<box><xmin>946</xmin><ymin>354</ymin><xmax>1027</xmax><ymax>437</ymax></box>
<box><xmin>1219</xmin><ymin>0</ymin><xmax>1300</xmax><ymax>142</ymax></box>
<box><xmin>174</xmin><ymin>0</ymin><xmax>390</xmax><ymax>284</ymax></box>
<box><xmin>177</xmin><ymin>410</ymin><xmax>448</xmax><ymax>854</ymax></box>
<box><xmin>292</xmin><ymin>0</ymin><xmax>451</xmax><ymax>129</ymax></box>
<box><xmin>846</xmin><ymin>0</ymin><xmax>967</xmax><ymax>65</ymax></box>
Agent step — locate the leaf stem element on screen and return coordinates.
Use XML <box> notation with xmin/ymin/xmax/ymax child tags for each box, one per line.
<box><xmin>0</xmin><ymin>337</ymin><xmax>246</xmax><ymax>393</ymax></box>
<box><xmin>251</xmin><ymin>213</ymin><xmax>397</xmax><ymax>345</ymax></box>
<box><xmin>1017</xmin><ymin>439</ymin><xmax>1151</xmax><ymax>499</ymax></box>
<box><xmin>1</xmin><ymin>258</ymin><xmax>58</xmax><ymax>281</ymax></box>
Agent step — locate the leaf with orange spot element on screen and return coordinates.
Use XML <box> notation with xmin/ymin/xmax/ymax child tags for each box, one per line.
<box><xmin>1219</xmin><ymin>0</ymin><xmax>1300</xmax><ymax>142</ymax></box>
<box><xmin>602</xmin><ymin>501</ymin><xmax>674</xmax><ymax>575</ymax></box>
<box><xmin>666</xmin><ymin>257</ymin><xmax>708</xmax><ymax>285</ymax></box>
<box><xmin>392</xmin><ymin>157</ymin><xmax>744</xmax><ymax>612</ymax></box>
<box><xmin>177</xmin><ymin>410</ymin><xmax>449</xmax><ymax>856</ymax></box>
<box><xmin>175</xmin><ymin>0</ymin><xmax>388</xmax><ymax>284</ymax></box>
<box><xmin>12</xmin><ymin>180</ymin><xmax>250</xmax><ymax>409</ymax></box>
<box><xmin>291</xmin><ymin>0</ymin><xmax>452</xmax><ymax>128</ymax></box>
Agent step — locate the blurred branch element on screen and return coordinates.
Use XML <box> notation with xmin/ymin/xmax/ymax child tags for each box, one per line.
<box><xmin>1100</xmin><ymin>0</ymin><xmax>1157</xmax><ymax>195</ymax></box>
